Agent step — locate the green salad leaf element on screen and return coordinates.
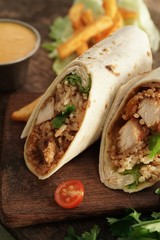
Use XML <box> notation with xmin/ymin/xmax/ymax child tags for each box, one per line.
<box><xmin>52</xmin><ymin>104</ymin><xmax>75</xmax><ymax>129</ymax></box>
<box><xmin>53</xmin><ymin>54</ymin><xmax>77</xmax><ymax>75</ymax></box>
<box><xmin>123</xmin><ymin>164</ymin><xmax>142</xmax><ymax>189</ymax></box>
<box><xmin>148</xmin><ymin>133</ymin><xmax>160</xmax><ymax>159</ymax></box>
<box><xmin>42</xmin><ymin>16</ymin><xmax>75</xmax><ymax>74</ymax></box>
<box><xmin>118</xmin><ymin>0</ymin><xmax>160</xmax><ymax>53</ymax></box>
<box><xmin>49</xmin><ymin>16</ymin><xmax>73</xmax><ymax>43</ymax></box>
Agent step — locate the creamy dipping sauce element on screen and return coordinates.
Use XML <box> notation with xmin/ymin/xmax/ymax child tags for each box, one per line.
<box><xmin>0</xmin><ymin>22</ymin><xmax>37</xmax><ymax>64</ymax></box>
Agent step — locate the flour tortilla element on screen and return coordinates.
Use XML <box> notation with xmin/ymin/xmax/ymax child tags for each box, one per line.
<box><xmin>99</xmin><ymin>68</ymin><xmax>160</xmax><ymax>192</ymax></box>
<box><xmin>21</xmin><ymin>26</ymin><xmax>152</xmax><ymax>179</ymax></box>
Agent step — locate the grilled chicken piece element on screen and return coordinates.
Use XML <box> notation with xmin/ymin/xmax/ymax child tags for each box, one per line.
<box><xmin>43</xmin><ymin>141</ymin><xmax>56</xmax><ymax>164</ymax></box>
<box><xmin>36</xmin><ymin>97</ymin><xmax>54</xmax><ymax>125</ymax></box>
<box><xmin>117</xmin><ymin>118</ymin><xmax>146</xmax><ymax>152</ymax></box>
<box><xmin>138</xmin><ymin>98</ymin><xmax>160</xmax><ymax>128</ymax></box>
<box><xmin>37</xmin><ymin>138</ymin><xmax>56</xmax><ymax>164</ymax></box>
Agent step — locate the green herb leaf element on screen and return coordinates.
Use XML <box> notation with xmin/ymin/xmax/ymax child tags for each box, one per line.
<box><xmin>148</xmin><ymin>133</ymin><xmax>160</xmax><ymax>159</ymax></box>
<box><xmin>82</xmin><ymin>225</ymin><xmax>100</xmax><ymax>240</ymax></box>
<box><xmin>52</xmin><ymin>105</ymin><xmax>76</xmax><ymax>129</ymax></box>
<box><xmin>64</xmin><ymin>74</ymin><xmax>91</xmax><ymax>95</ymax></box>
<box><xmin>107</xmin><ymin>208</ymin><xmax>141</xmax><ymax>237</ymax></box>
<box><xmin>152</xmin><ymin>212</ymin><xmax>160</xmax><ymax>220</ymax></box>
<box><xmin>107</xmin><ymin>209</ymin><xmax>160</xmax><ymax>239</ymax></box>
<box><xmin>52</xmin><ymin>115</ymin><xmax>65</xmax><ymax>129</ymax></box>
<box><xmin>64</xmin><ymin>225</ymin><xmax>100</xmax><ymax>240</ymax></box>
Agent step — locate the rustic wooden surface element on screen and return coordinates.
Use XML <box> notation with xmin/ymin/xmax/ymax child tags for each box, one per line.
<box><xmin>0</xmin><ymin>0</ymin><xmax>160</xmax><ymax>239</ymax></box>
<box><xmin>1</xmin><ymin>93</ymin><xmax>160</xmax><ymax>229</ymax></box>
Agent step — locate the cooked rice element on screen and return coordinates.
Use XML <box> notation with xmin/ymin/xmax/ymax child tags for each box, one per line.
<box><xmin>110</xmin><ymin>84</ymin><xmax>160</xmax><ymax>184</ymax></box>
<box><xmin>26</xmin><ymin>79</ymin><xmax>88</xmax><ymax>175</ymax></box>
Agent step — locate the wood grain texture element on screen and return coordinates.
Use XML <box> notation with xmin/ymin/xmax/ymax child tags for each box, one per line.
<box><xmin>1</xmin><ymin>93</ymin><xmax>160</xmax><ymax>228</ymax></box>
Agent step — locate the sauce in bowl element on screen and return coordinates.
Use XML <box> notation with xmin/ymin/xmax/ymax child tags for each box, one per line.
<box><xmin>0</xmin><ymin>19</ymin><xmax>40</xmax><ymax>92</ymax></box>
<box><xmin>0</xmin><ymin>21</ymin><xmax>38</xmax><ymax>64</ymax></box>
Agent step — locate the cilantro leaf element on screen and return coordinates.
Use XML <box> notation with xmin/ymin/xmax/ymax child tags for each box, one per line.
<box><xmin>107</xmin><ymin>209</ymin><xmax>141</xmax><ymax>237</ymax></box>
<box><xmin>148</xmin><ymin>133</ymin><xmax>160</xmax><ymax>159</ymax></box>
<box><xmin>107</xmin><ymin>209</ymin><xmax>160</xmax><ymax>240</ymax></box>
<box><xmin>52</xmin><ymin>105</ymin><xmax>76</xmax><ymax>129</ymax></box>
<box><xmin>64</xmin><ymin>225</ymin><xmax>100</xmax><ymax>240</ymax></box>
<box><xmin>82</xmin><ymin>225</ymin><xmax>100</xmax><ymax>240</ymax></box>
<box><xmin>64</xmin><ymin>74</ymin><xmax>91</xmax><ymax>95</ymax></box>
<box><xmin>151</xmin><ymin>212</ymin><xmax>160</xmax><ymax>220</ymax></box>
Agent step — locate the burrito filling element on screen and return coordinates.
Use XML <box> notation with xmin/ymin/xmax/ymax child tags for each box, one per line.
<box><xmin>109</xmin><ymin>83</ymin><xmax>160</xmax><ymax>189</ymax></box>
<box><xmin>26</xmin><ymin>73</ymin><xmax>91</xmax><ymax>175</ymax></box>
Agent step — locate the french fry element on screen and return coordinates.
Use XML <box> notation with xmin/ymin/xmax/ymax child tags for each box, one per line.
<box><xmin>11</xmin><ymin>96</ymin><xmax>41</xmax><ymax>122</ymax></box>
<box><xmin>57</xmin><ymin>15</ymin><xmax>113</xmax><ymax>59</ymax></box>
<box><xmin>93</xmin><ymin>11</ymin><xmax>123</xmax><ymax>43</ymax></box>
<box><xmin>81</xmin><ymin>9</ymin><xmax>94</xmax><ymax>25</ymax></box>
<box><xmin>118</xmin><ymin>7</ymin><xmax>138</xmax><ymax>19</ymax></box>
<box><xmin>103</xmin><ymin>0</ymin><xmax>118</xmax><ymax>20</ymax></box>
<box><xmin>68</xmin><ymin>2</ymin><xmax>84</xmax><ymax>30</ymax></box>
<box><xmin>109</xmin><ymin>11</ymin><xmax>124</xmax><ymax>33</ymax></box>
<box><xmin>75</xmin><ymin>8</ymin><xmax>94</xmax><ymax>56</ymax></box>
<box><xmin>76</xmin><ymin>42</ymin><xmax>89</xmax><ymax>56</ymax></box>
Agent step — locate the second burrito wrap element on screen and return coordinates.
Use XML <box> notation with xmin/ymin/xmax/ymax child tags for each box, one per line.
<box><xmin>99</xmin><ymin>67</ymin><xmax>160</xmax><ymax>192</ymax></box>
<box><xmin>21</xmin><ymin>26</ymin><xmax>152</xmax><ymax>179</ymax></box>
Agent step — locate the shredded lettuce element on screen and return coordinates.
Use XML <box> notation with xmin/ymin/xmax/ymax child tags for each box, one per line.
<box><xmin>118</xmin><ymin>0</ymin><xmax>160</xmax><ymax>52</ymax></box>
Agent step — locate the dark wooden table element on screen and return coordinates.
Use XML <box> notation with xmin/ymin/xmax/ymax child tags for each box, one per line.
<box><xmin>0</xmin><ymin>0</ymin><xmax>160</xmax><ymax>239</ymax></box>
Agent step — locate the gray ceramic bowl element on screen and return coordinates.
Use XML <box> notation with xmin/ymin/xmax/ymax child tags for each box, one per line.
<box><xmin>0</xmin><ymin>19</ymin><xmax>41</xmax><ymax>92</ymax></box>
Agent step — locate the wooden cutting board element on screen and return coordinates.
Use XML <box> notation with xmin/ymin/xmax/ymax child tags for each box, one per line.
<box><xmin>0</xmin><ymin>92</ymin><xmax>160</xmax><ymax>228</ymax></box>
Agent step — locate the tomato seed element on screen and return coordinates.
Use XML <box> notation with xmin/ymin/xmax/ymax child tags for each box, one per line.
<box><xmin>68</xmin><ymin>185</ymin><xmax>74</xmax><ymax>190</ymax></box>
<box><xmin>65</xmin><ymin>197</ymin><xmax>71</xmax><ymax>202</ymax></box>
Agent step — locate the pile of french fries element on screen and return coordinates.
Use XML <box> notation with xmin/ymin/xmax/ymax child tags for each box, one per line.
<box><xmin>11</xmin><ymin>0</ymin><xmax>137</xmax><ymax>122</ymax></box>
<box><xmin>58</xmin><ymin>0</ymin><xmax>137</xmax><ymax>59</ymax></box>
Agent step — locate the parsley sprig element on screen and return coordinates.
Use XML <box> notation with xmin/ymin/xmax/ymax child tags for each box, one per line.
<box><xmin>107</xmin><ymin>208</ymin><xmax>160</xmax><ymax>239</ymax></box>
<box><xmin>64</xmin><ymin>225</ymin><xmax>100</xmax><ymax>240</ymax></box>
<box><xmin>64</xmin><ymin>209</ymin><xmax>160</xmax><ymax>240</ymax></box>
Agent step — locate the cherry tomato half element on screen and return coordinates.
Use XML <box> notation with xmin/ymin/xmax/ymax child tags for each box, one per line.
<box><xmin>54</xmin><ymin>179</ymin><xmax>84</xmax><ymax>209</ymax></box>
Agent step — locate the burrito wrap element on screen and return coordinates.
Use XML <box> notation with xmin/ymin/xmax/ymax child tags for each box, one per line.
<box><xmin>21</xmin><ymin>26</ymin><xmax>152</xmax><ymax>179</ymax></box>
<box><xmin>99</xmin><ymin>67</ymin><xmax>160</xmax><ymax>192</ymax></box>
